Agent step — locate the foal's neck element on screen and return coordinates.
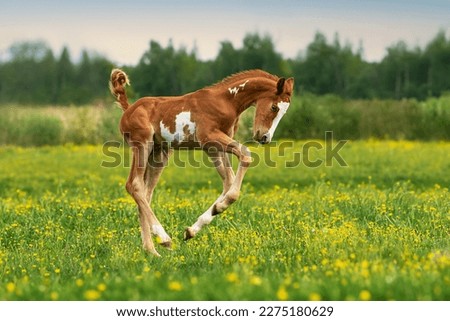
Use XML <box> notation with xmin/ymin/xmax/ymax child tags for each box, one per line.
<box><xmin>223</xmin><ymin>77</ymin><xmax>276</xmax><ymax>114</ymax></box>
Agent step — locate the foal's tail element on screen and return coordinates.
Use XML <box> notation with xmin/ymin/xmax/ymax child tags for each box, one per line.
<box><xmin>109</xmin><ymin>69</ymin><xmax>130</xmax><ymax>111</ymax></box>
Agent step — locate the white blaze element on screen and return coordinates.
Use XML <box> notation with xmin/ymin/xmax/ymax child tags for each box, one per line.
<box><xmin>267</xmin><ymin>101</ymin><xmax>290</xmax><ymax>142</ymax></box>
<box><xmin>160</xmin><ymin>111</ymin><xmax>196</xmax><ymax>143</ymax></box>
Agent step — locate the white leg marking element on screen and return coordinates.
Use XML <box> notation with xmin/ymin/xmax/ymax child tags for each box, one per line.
<box><xmin>190</xmin><ymin>209</ymin><xmax>215</xmax><ymax>235</ymax></box>
<box><xmin>151</xmin><ymin>224</ymin><xmax>171</xmax><ymax>243</ymax></box>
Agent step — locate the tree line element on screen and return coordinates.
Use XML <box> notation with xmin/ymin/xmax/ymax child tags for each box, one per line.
<box><xmin>0</xmin><ymin>31</ymin><xmax>449</xmax><ymax>105</ymax></box>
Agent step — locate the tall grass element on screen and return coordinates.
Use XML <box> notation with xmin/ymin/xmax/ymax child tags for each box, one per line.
<box><xmin>0</xmin><ymin>142</ymin><xmax>449</xmax><ymax>300</ymax></box>
<box><xmin>0</xmin><ymin>105</ymin><xmax>122</xmax><ymax>146</ymax></box>
<box><xmin>276</xmin><ymin>94</ymin><xmax>450</xmax><ymax>141</ymax></box>
<box><xmin>0</xmin><ymin>95</ymin><xmax>449</xmax><ymax>146</ymax></box>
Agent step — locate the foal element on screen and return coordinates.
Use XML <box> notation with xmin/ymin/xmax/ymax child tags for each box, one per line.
<box><xmin>109</xmin><ymin>69</ymin><xmax>294</xmax><ymax>256</ymax></box>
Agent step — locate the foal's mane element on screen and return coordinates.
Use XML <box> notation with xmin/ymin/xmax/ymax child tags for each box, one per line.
<box><xmin>211</xmin><ymin>69</ymin><xmax>278</xmax><ymax>88</ymax></box>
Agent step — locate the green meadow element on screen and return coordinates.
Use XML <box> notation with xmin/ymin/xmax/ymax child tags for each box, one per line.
<box><xmin>0</xmin><ymin>141</ymin><xmax>449</xmax><ymax>300</ymax></box>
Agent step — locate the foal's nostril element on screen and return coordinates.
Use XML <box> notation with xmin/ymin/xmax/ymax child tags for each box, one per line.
<box><xmin>260</xmin><ymin>134</ymin><xmax>269</xmax><ymax>144</ymax></box>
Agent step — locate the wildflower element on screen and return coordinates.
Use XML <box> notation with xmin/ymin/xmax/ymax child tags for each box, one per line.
<box><xmin>250</xmin><ymin>276</ymin><xmax>262</xmax><ymax>286</ymax></box>
<box><xmin>6</xmin><ymin>282</ymin><xmax>15</xmax><ymax>293</ymax></box>
<box><xmin>97</xmin><ymin>283</ymin><xmax>107</xmax><ymax>292</ymax></box>
<box><xmin>226</xmin><ymin>272</ymin><xmax>239</xmax><ymax>283</ymax></box>
<box><xmin>309</xmin><ymin>292</ymin><xmax>321</xmax><ymax>301</ymax></box>
<box><xmin>168</xmin><ymin>281</ymin><xmax>182</xmax><ymax>291</ymax></box>
<box><xmin>50</xmin><ymin>292</ymin><xmax>59</xmax><ymax>300</ymax></box>
<box><xmin>75</xmin><ymin>279</ymin><xmax>84</xmax><ymax>287</ymax></box>
<box><xmin>361</xmin><ymin>260</ymin><xmax>369</xmax><ymax>268</ymax></box>
<box><xmin>84</xmin><ymin>289</ymin><xmax>101</xmax><ymax>300</ymax></box>
<box><xmin>277</xmin><ymin>286</ymin><xmax>288</xmax><ymax>301</ymax></box>
<box><xmin>359</xmin><ymin>290</ymin><xmax>371</xmax><ymax>301</ymax></box>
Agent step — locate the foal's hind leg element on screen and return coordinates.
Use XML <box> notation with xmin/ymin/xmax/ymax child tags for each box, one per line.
<box><xmin>144</xmin><ymin>145</ymin><xmax>172</xmax><ymax>249</ymax></box>
<box><xmin>126</xmin><ymin>139</ymin><xmax>160</xmax><ymax>256</ymax></box>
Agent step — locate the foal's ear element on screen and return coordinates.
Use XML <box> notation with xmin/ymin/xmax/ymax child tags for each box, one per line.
<box><xmin>276</xmin><ymin>78</ymin><xmax>286</xmax><ymax>95</ymax></box>
<box><xmin>285</xmin><ymin>77</ymin><xmax>294</xmax><ymax>91</ymax></box>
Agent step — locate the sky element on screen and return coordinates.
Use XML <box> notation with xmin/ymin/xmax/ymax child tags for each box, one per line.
<box><xmin>0</xmin><ymin>0</ymin><xmax>449</xmax><ymax>65</ymax></box>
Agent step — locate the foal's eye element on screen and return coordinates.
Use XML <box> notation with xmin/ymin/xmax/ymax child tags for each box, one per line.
<box><xmin>271</xmin><ymin>105</ymin><xmax>279</xmax><ymax>112</ymax></box>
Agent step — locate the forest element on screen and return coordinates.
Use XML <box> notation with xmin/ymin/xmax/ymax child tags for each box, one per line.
<box><xmin>0</xmin><ymin>30</ymin><xmax>449</xmax><ymax>105</ymax></box>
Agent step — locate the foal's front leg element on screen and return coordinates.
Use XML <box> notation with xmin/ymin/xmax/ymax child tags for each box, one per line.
<box><xmin>185</xmin><ymin>135</ymin><xmax>251</xmax><ymax>240</ymax></box>
<box><xmin>213</xmin><ymin>142</ymin><xmax>252</xmax><ymax>214</ymax></box>
<box><xmin>184</xmin><ymin>151</ymin><xmax>234</xmax><ymax>239</ymax></box>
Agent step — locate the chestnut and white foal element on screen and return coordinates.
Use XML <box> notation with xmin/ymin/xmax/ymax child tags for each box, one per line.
<box><xmin>109</xmin><ymin>69</ymin><xmax>294</xmax><ymax>256</ymax></box>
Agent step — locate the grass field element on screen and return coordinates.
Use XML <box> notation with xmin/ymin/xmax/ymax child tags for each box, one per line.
<box><xmin>0</xmin><ymin>140</ymin><xmax>449</xmax><ymax>300</ymax></box>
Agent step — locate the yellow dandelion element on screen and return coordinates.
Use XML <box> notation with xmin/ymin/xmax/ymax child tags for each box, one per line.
<box><xmin>277</xmin><ymin>286</ymin><xmax>289</xmax><ymax>301</ymax></box>
<box><xmin>75</xmin><ymin>279</ymin><xmax>84</xmax><ymax>287</ymax></box>
<box><xmin>226</xmin><ymin>272</ymin><xmax>239</xmax><ymax>283</ymax></box>
<box><xmin>227</xmin><ymin>272</ymin><xmax>239</xmax><ymax>283</ymax></box>
<box><xmin>168</xmin><ymin>281</ymin><xmax>183</xmax><ymax>291</ymax></box>
<box><xmin>359</xmin><ymin>290</ymin><xmax>372</xmax><ymax>301</ymax></box>
<box><xmin>250</xmin><ymin>276</ymin><xmax>262</xmax><ymax>286</ymax></box>
<box><xmin>50</xmin><ymin>291</ymin><xmax>59</xmax><ymax>300</ymax></box>
<box><xmin>97</xmin><ymin>283</ymin><xmax>107</xmax><ymax>292</ymax></box>
<box><xmin>361</xmin><ymin>260</ymin><xmax>369</xmax><ymax>269</ymax></box>
<box><xmin>84</xmin><ymin>289</ymin><xmax>101</xmax><ymax>300</ymax></box>
<box><xmin>6</xmin><ymin>282</ymin><xmax>16</xmax><ymax>293</ymax></box>
<box><xmin>190</xmin><ymin>277</ymin><xmax>198</xmax><ymax>285</ymax></box>
<box><xmin>309</xmin><ymin>292</ymin><xmax>321</xmax><ymax>301</ymax></box>
<box><xmin>54</xmin><ymin>268</ymin><xmax>61</xmax><ymax>274</ymax></box>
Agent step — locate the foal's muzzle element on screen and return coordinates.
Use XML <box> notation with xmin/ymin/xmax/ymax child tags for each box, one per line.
<box><xmin>254</xmin><ymin>132</ymin><xmax>271</xmax><ymax>144</ymax></box>
<box><xmin>259</xmin><ymin>133</ymin><xmax>270</xmax><ymax>144</ymax></box>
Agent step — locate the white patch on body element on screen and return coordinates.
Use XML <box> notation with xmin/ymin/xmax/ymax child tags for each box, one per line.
<box><xmin>267</xmin><ymin>101</ymin><xmax>290</xmax><ymax>142</ymax></box>
<box><xmin>228</xmin><ymin>80</ymin><xmax>249</xmax><ymax>97</ymax></box>
<box><xmin>160</xmin><ymin>111</ymin><xmax>196</xmax><ymax>143</ymax></box>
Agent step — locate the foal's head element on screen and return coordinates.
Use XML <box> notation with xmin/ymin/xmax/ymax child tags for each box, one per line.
<box><xmin>253</xmin><ymin>77</ymin><xmax>294</xmax><ymax>144</ymax></box>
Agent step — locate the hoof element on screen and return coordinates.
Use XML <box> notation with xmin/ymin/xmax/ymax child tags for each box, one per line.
<box><xmin>144</xmin><ymin>246</ymin><xmax>161</xmax><ymax>257</ymax></box>
<box><xmin>160</xmin><ymin>241</ymin><xmax>173</xmax><ymax>250</ymax></box>
<box><xmin>149</xmin><ymin>250</ymin><xmax>161</xmax><ymax>257</ymax></box>
<box><xmin>184</xmin><ymin>227</ymin><xmax>195</xmax><ymax>241</ymax></box>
